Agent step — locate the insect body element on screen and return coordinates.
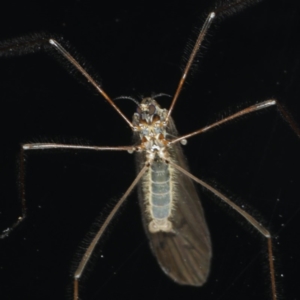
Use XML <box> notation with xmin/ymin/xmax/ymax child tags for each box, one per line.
<box><xmin>134</xmin><ymin>98</ymin><xmax>211</xmax><ymax>285</ymax></box>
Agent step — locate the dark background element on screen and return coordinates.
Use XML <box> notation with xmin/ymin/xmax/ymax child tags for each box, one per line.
<box><xmin>0</xmin><ymin>0</ymin><xmax>300</xmax><ymax>299</ymax></box>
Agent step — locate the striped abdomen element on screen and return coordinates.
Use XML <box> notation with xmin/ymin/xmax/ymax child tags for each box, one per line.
<box><xmin>144</xmin><ymin>159</ymin><xmax>175</xmax><ymax>232</ymax></box>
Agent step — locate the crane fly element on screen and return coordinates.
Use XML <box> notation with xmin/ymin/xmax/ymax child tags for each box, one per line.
<box><xmin>1</xmin><ymin>0</ymin><xmax>299</xmax><ymax>299</ymax></box>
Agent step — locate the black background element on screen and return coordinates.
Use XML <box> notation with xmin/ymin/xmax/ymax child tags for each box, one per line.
<box><xmin>0</xmin><ymin>0</ymin><xmax>300</xmax><ymax>300</ymax></box>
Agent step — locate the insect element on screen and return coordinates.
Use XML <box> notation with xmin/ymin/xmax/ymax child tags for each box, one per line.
<box><xmin>0</xmin><ymin>0</ymin><xmax>300</xmax><ymax>300</ymax></box>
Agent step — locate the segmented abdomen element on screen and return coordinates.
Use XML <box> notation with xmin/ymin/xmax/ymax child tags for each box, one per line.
<box><xmin>141</xmin><ymin>159</ymin><xmax>175</xmax><ymax>232</ymax></box>
<box><xmin>150</xmin><ymin>161</ymin><xmax>172</xmax><ymax>219</ymax></box>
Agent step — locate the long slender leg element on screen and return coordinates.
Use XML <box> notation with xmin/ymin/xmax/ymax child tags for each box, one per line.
<box><xmin>166</xmin><ymin>0</ymin><xmax>266</xmax><ymax>122</ymax></box>
<box><xmin>23</xmin><ymin>143</ymin><xmax>134</xmax><ymax>151</ymax></box>
<box><xmin>166</xmin><ymin>12</ymin><xmax>216</xmax><ymax>122</ymax></box>
<box><xmin>48</xmin><ymin>39</ymin><xmax>134</xmax><ymax>129</ymax></box>
<box><xmin>170</xmin><ymin>100</ymin><xmax>300</xmax><ymax>145</ymax></box>
<box><xmin>169</xmin><ymin>160</ymin><xmax>277</xmax><ymax>300</ymax></box>
<box><xmin>0</xmin><ymin>143</ymin><xmax>135</xmax><ymax>238</ymax></box>
<box><xmin>73</xmin><ymin>162</ymin><xmax>150</xmax><ymax>300</ymax></box>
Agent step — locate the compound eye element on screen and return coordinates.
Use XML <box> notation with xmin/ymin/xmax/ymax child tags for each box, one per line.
<box><xmin>148</xmin><ymin>104</ymin><xmax>156</xmax><ymax>115</ymax></box>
